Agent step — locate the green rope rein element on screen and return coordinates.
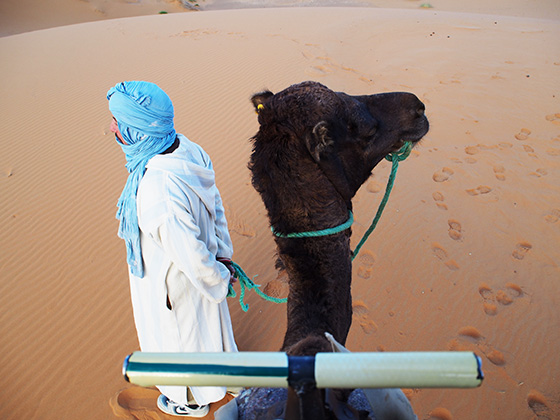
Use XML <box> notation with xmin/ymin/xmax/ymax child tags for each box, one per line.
<box><xmin>227</xmin><ymin>261</ymin><xmax>287</xmax><ymax>312</ymax></box>
<box><xmin>351</xmin><ymin>141</ymin><xmax>412</xmax><ymax>261</ymax></box>
<box><xmin>228</xmin><ymin>141</ymin><xmax>412</xmax><ymax>310</ymax></box>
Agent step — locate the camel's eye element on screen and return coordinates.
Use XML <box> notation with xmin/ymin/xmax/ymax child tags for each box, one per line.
<box><xmin>348</xmin><ymin>116</ymin><xmax>378</xmax><ymax>141</ymax></box>
<box><xmin>361</xmin><ymin>125</ymin><xmax>377</xmax><ymax>139</ymax></box>
<box><xmin>353</xmin><ymin>124</ymin><xmax>377</xmax><ymax>142</ymax></box>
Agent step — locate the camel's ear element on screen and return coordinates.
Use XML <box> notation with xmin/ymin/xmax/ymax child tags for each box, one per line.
<box><xmin>306</xmin><ymin>121</ymin><xmax>333</xmax><ymax>162</ymax></box>
<box><xmin>251</xmin><ymin>90</ymin><xmax>274</xmax><ymax>113</ymax></box>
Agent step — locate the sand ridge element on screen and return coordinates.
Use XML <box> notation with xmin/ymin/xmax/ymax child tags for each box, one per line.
<box><xmin>0</xmin><ymin>2</ymin><xmax>559</xmax><ymax>420</ymax></box>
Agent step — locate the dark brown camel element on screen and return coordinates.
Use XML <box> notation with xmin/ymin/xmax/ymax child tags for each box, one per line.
<box><xmin>244</xmin><ymin>81</ymin><xmax>428</xmax><ymax>419</ymax></box>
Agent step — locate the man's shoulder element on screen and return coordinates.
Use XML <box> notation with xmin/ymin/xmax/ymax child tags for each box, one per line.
<box><xmin>177</xmin><ymin>134</ymin><xmax>211</xmax><ymax>166</ymax></box>
<box><xmin>138</xmin><ymin>166</ymin><xmax>171</xmax><ymax>199</ymax></box>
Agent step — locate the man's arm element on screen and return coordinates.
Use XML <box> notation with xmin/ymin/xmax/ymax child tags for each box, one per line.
<box><xmin>157</xmin><ymin>212</ymin><xmax>231</xmax><ymax>304</ymax></box>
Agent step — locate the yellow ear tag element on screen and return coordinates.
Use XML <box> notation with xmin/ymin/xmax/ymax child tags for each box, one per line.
<box><xmin>256</xmin><ymin>104</ymin><xmax>264</xmax><ymax>114</ymax></box>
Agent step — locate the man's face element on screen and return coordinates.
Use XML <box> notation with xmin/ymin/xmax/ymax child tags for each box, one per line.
<box><xmin>110</xmin><ymin>117</ymin><xmax>127</xmax><ymax>144</ymax></box>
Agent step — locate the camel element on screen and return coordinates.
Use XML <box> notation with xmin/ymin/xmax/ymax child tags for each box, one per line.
<box><xmin>242</xmin><ymin>81</ymin><xmax>429</xmax><ymax>419</ymax></box>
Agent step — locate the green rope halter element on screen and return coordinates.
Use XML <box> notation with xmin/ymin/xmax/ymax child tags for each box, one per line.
<box><xmin>272</xmin><ymin>211</ymin><xmax>354</xmax><ymax>238</ymax></box>
<box><xmin>228</xmin><ymin>141</ymin><xmax>412</xmax><ymax>310</ymax></box>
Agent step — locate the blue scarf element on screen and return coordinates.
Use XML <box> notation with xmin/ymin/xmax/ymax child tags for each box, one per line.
<box><xmin>107</xmin><ymin>81</ymin><xmax>176</xmax><ymax>278</ymax></box>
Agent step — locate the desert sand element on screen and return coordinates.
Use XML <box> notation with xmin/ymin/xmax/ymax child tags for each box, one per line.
<box><xmin>0</xmin><ymin>1</ymin><xmax>559</xmax><ymax>419</ymax></box>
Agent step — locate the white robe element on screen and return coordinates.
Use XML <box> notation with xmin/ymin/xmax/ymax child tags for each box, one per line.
<box><xmin>128</xmin><ymin>134</ymin><xmax>238</xmax><ymax>406</ymax></box>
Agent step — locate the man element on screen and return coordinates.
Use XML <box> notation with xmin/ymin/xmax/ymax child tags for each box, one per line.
<box><xmin>108</xmin><ymin>81</ymin><xmax>238</xmax><ymax>417</ymax></box>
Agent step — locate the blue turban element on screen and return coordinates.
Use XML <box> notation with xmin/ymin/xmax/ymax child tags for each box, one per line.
<box><xmin>107</xmin><ymin>81</ymin><xmax>177</xmax><ymax>278</ymax></box>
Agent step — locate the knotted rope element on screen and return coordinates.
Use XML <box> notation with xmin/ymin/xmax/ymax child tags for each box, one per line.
<box><xmin>228</xmin><ymin>141</ymin><xmax>412</xmax><ymax>310</ymax></box>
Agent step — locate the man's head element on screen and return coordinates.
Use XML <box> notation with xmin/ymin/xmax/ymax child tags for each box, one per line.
<box><xmin>107</xmin><ymin>81</ymin><xmax>176</xmax><ymax>146</ymax></box>
<box><xmin>107</xmin><ymin>81</ymin><xmax>178</xmax><ymax>278</ymax></box>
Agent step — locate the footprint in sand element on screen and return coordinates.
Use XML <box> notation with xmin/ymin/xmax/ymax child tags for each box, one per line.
<box><xmin>263</xmin><ymin>270</ymin><xmax>289</xmax><ymax>299</ymax></box>
<box><xmin>545</xmin><ymin>113</ymin><xmax>560</xmax><ymax>125</ymax></box>
<box><xmin>448</xmin><ymin>219</ymin><xmax>463</xmax><ymax>241</ymax></box>
<box><xmin>356</xmin><ymin>250</ymin><xmax>376</xmax><ymax>280</ymax></box>
<box><xmin>224</xmin><ymin>209</ymin><xmax>256</xmax><ymax>238</ymax></box>
<box><xmin>478</xmin><ymin>282</ymin><xmax>524</xmax><ymax>316</ymax></box>
<box><xmin>431</xmin><ymin>243</ymin><xmax>448</xmax><ymax>260</ymax></box>
<box><xmin>432</xmin><ymin>191</ymin><xmax>448</xmax><ymax>210</ymax></box>
<box><xmin>523</xmin><ymin>144</ymin><xmax>535</xmax><ymax>153</ymax></box>
<box><xmin>529</xmin><ymin>168</ymin><xmax>548</xmax><ymax>177</ymax></box>
<box><xmin>498</xmin><ymin>142</ymin><xmax>514</xmax><ymax>150</ymax></box>
<box><xmin>231</xmin><ymin>223</ymin><xmax>256</xmax><ymax>238</ymax></box>
<box><xmin>512</xmin><ymin>241</ymin><xmax>532</xmax><ymax>260</ymax></box>
<box><xmin>308</xmin><ymin>65</ymin><xmax>331</xmax><ymax>77</ymax></box>
<box><xmin>366</xmin><ymin>177</ymin><xmax>383</xmax><ymax>194</ymax></box>
<box><xmin>465</xmin><ymin>185</ymin><xmax>492</xmax><ymax>196</ymax></box>
<box><xmin>523</xmin><ymin>144</ymin><xmax>539</xmax><ymax>158</ymax></box>
<box><xmin>452</xmin><ymin>326</ymin><xmax>509</xmax><ymax>368</ymax></box>
<box><xmin>465</xmin><ymin>145</ymin><xmax>480</xmax><ymax>156</ymax></box>
<box><xmin>544</xmin><ymin>208</ymin><xmax>560</xmax><ymax>223</ymax></box>
<box><xmin>175</xmin><ymin>29</ymin><xmax>221</xmax><ymax>39</ymax></box>
<box><xmin>427</xmin><ymin>407</ymin><xmax>453</xmax><ymax>420</ymax></box>
<box><xmin>110</xmin><ymin>386</ymin><xmax>162</xmax><ymax>419</ymax></box>
<box><xmin>495</xmin><ymin>290</ymin><xmax>514</xmax><ymax>305</ymax></box>
<box><xmin>478</xmin><ymin>283</ymin><xmax>498</xmax><ymax>316</ymax></box>
<box><xmin>484</xmin><ymin>348</ymin><xmax>507</xmax><ymax>367</ymax></box>
<box><xmin>432</xmin><ymin>167</ymin><xmax>454</xmax><ymax>183</ymax></box>
<box><xmin>493</xmin><ymin>164</ymin><xmax>506</xmax><ymax>181</ymax></box>
<box><xmin>546</xmin><ymin>147</ymin><xmax>560</xmax><ymax>156</ymax></box>
<box><xmin>302</xmin><ymin>53</ymin><xmax>335</xmax><ymax>78</ymax></box>
<box><xmin>458</xmin><ymin>326</ymin><xmax>483</xmax><ymax>341</ymax></box>
<box><xmin>303</xmin><ymin>54</ymin><xmax>374</xmax><ymax>84</ymax></box>
<box><xmin>527</xmin><ymin>389</ymin><xmax>553</xmax><ymax>419</ymax></box>
<box><xmin>431</xmin><ymin>243</ymin><xmax>459</xmax><ymax>271</ymax></box>
<box><xmin>486</xmin><ymin>349</ymin><xmax>506</xmax><ymax>366</ymax></box>
<box><xmin>352</xmin><ymin>300</ymin><xmax>378</xmax><ymax>334</ymax></box>
<box><xmin>514</xmin><ymin>128</ymin><xmax>531</xmax><ymax>141</ymax></box>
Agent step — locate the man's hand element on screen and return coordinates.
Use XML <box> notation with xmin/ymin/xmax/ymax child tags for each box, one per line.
<box><xmin>217</xmin><ymin>257</ymin><xmax>237</xmax><ymax>284</ymax></box>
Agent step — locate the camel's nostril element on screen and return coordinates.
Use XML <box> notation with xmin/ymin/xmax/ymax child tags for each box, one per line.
<box><xmin>417</xmin><ymin>108</ymin><xmax>425</xmax><ymax>117</ymax></box>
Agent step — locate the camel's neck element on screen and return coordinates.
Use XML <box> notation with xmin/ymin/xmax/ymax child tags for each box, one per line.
<box><xmin>254</xmin><ymin>151</ymin><xmax>353</xmax><ymax>237</ymax></box>
<box><xmin>279</xmin><ymin>234</ymin><xmax>354</xmax><ymax>351</ymax></box>
<box><xmin>250</xmin><ymin>142</ymin><xmax>359</xmax><ymax>353</ymax></box>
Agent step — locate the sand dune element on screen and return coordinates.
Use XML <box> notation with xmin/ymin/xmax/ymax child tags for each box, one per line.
<box><xmin>0</xmin><ymin>2</ymin><xmax>559</xmax><ymax>419</ymax></box>
<box><xmin>3</xmin><ymin>0</ymin><xmax>560</xmax><ymax>36</ymax></box>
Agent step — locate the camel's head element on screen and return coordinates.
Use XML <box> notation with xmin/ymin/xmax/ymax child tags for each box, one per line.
<box><xmin>251</xmin><ymin>81</ymin><xmax>429</xmax><ymax>196</ymax></box>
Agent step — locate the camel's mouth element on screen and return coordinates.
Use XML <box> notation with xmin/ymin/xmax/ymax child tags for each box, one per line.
<box><xmin>391</xmin><ymin>122</ymin><xmax>429</xmax><ymax>152</ymax></box>
<box><xmin>391</xmin><ymin>113</ymin><xmax>429</xmax><ymax>152</ymax></box>
<box><xmin>391</xmin><ymin>139</ymin><xmax>416</xmax><ymax>152</ymax></box>
<box><xmin>391</xmin><ymin>140</ymin><xmax>405</xmax><ymax>152</ymax></box>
